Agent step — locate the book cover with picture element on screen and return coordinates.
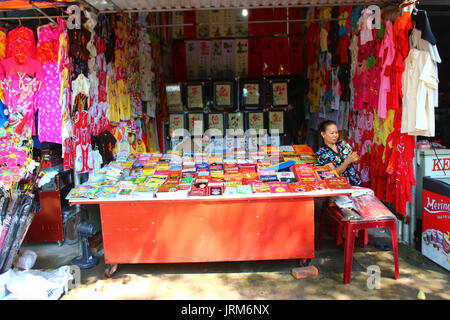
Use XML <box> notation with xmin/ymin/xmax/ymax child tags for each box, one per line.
<box><xmin>307</xmin><ymin>180</ymin><xmax>330</xmax><ymax>192</ymax></box>
<box><xmin>324</xmin><ymin>177</ymin><xmax>353</xmax><ymax>190</ymax></box>
<box><xmin>189</xmin><ymin>187</ymin><xmax>207</xmax><ymax>197</ymax></box>
<box><xmin>157</xmin><ymin>184</ymin><xmax>179</xmax><ymax>192</ymax></box>
<box><xmin>279</xmin><ymin>145</ymin><xmax>295</xmax><ymax>154</ymax></box>
<box><xmin>288</xmin><ymin>181</ymin><xmax>311</xmax><ymax>193</ymax></box>
<box><xmin>117</xmin><ymin>186</ymin><xmax>136</xmax><ymax>198</ymax></box>
<box><xmin>223</xmin><ymin>186</ymin><xmax>237</xmax><ymax>195</ymax></box>
<box><xmin>291</xmin><ymin>164</ymin><xmax>320</xmax><ymax>183</ymax></box>
<box><xmin>268</xmin><ymin>182</ymin><xmax>290</xmax><ymax>193</ymax></box>
<box><xmin>132</xmin><ymin>185</ymin><xmax>155</xmax><ymax>198</ymax></box>
<box><xmin>96</xmin><ymin>186</ymin><xmax>120</xmax><ymax>199</ymax></box>
<box><xmin>251</xmin><ymin>182</ymin><xmax>270</xmax><ymax>193</ymax></box>
<box><xmin>292</xmin><ymin>144</ymin><xmax>314</xmax><ymax>154</ymax></box>
<box><xmin>165</xmin><ymin>178</ymin><xmax>181</xmax><ymax>185</ymax></box>
<box><xmin>236</xmin><ymin>184</ymin><xmax>253</xmax><ymax>195</ymax></box>
<box><xmin>314</xmin><ymin>166</ymin><xmax>340</xmax><ymax>181</ymax></box>
<box><xmin>260</xmin><ymin>145</ymin><xmax>279</xmax><ymax>154</ymax></box>
<box><xmin>276</xmin><ymin>172</ymin><xmax>297</xmax><ymax>183</ymax></box>
<box><xmin>67</xmin><ymin>184</ymin><xmax>100</xmax><ymax>199</ymax></box>
<box><xmin>208</xmin><ymin>186</ymin><xmax>224</xmax><ymax>196</ymax></box>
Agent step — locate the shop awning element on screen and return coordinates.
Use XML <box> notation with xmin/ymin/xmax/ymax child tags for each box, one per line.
<box><xmin>0</xmin><ymin>0</ymin><xmax>69</xmax><ymax>10</ymax></box>
<box><xmin>82</xmin><ymin>0</ymin><xmax>404</xmax><ymax>12</ymax></box>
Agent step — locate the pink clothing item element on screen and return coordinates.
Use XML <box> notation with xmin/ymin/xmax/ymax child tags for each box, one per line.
<box><xmin>36</xmin><ymin>23</ymin><xmax>63</xmax><ymax>144</ymax></box>
<box><xmin>36</xmin><ymin>62</ymin><xmax>62</xmax><ymax>144</ymax></box>
<box><xmin>37</xmin><ymin>23</ymin><xmax>60</xmax><ymax>44</ymax></box>
<box><xmin>1</xmin><ymin>73</ymin><xmax>42</xmax><ymax>137</ymax></box>
<box><xmin>358</xmin><ymin>8</ymin><xmax>374</xmax><ymax>46</ymax></box>
<box><xmin>377</xmin><ymin>20</ymin><xmax>395</xmax><ymax>119</ymax></box>
<box><xmin>0</xmin><ymin>57</ymin><xmax>43</xmax><ymax>80</ymax></box>
<box><xmin>353</xmin><ymin>61</ymin><xmax>370</xmax><ymax>110</ymax></box>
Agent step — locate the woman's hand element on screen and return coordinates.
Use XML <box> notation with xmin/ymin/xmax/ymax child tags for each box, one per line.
<box><xmin>345</xmin><ymin>151</ymin><xmax>360</xmax><ymax>165</ymax></box>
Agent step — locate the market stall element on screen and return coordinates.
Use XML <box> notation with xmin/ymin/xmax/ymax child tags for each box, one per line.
<box><xmin>66</xmin><ymin>147</ymin><xmax>358</xmax><ymax>276</ymax></box>
<box><xmin>0</xmin><ymin>0</ymin><xmax>447</xmax><ymax>279</ymax></box>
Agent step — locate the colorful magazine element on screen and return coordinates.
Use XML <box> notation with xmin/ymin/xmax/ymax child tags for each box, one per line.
<box><xmin>251</xmin><ymin>182</ymin><xmax>270</xmax><ymax>193</ymax></box>
<box><xmin>236</xmin><ymin>185</ymin><xmax>253</xmax><ymax>195</ymax></box>
<box><xmin>324</xmin><ymin>177</ymin><xmax>353</xmax><ymax>190</ymax></box>
<box><xmin>67</xmin><ymin>184</ymin><xmax>100</xmax><ymax>199</ymax></box>
<box><xmin>95</xmin><ymin>186</ymin><xmax>120</xmax><ymax>199</ymax></box>
<box><xmin>288</xmin><ymin>181</ymin><xmax>311</xmax><ymax>192</ymax></box>
<box><xmin>314</xmin><ymin>166</ymin><xmax>340</xmax><ymax>180</ymax></box>
<box><xmin>268</xmin><ymin>182</ymin><xmax>290</xmax><ymax>193</ymax></box>
<box><xmin>307</xmin><ymin>180</ymin><xmax>330</xmax><ymax>192</ymax></box>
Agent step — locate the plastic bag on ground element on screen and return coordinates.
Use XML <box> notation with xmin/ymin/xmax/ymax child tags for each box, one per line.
<box><xmin>1</xmin><ymin>266</ymin><xmax>74</xmax><ymax>300</ymax></box>
<box><xmin>16</xmin><ymin>250</ymin><xmax>37</xmax><ymax>270</ymax></box>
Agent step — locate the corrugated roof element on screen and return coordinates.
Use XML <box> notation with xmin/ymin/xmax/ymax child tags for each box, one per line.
<box><xmin>83</xmin><ymin>0</ymin><xmax>403</xmax><ymax>12</ymax></box>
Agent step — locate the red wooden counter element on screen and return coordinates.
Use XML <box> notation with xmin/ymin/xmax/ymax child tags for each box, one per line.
<box><xmin>70</xmin><ymin>190</ymin><xmax>353</xmax><ymax>276</ymax></box>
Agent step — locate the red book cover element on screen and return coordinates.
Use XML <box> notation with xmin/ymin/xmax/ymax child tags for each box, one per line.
<box><xmin>307</xmin><ymin>180</ymin><xmax>330</xmax><ymax>192</ymax></box>
<box><xmin>289</xmin><ymin>181</ymin><xmax>311</xmax><ymax>192</ymax></box>
<box><xmin>291</xmin><ymin>164</ymin><xmax>320</xmax><ymax>183</ymax></box>
<box><xmin>324</xmin><ymin>177</ymin><xmax>353</xmax><ymax>190</ymax></box>
<box><xmin>168</xmin><ymin>171</ymin><xmax>182</xmax><ymax>178</ymax></box>
<box><xmin>189</xmin><ymin>188</ymin><xmax>207</xmax><ymax>197</ymax></box>
<box><xmin>165</xmin><ymin>178</ymin><xmax>181</xmax><ymax>185</ymax></box>
<box><xmin>268</xmin><ymin>182</ymin><xmax>290</xmax><ymax>193</ymax></box>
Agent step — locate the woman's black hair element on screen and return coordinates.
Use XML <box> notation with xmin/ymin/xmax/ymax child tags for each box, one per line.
<box><xmin>318</xmin><ymin>120</ymin><xmax>337</xmax><ymax>133</ymax></box>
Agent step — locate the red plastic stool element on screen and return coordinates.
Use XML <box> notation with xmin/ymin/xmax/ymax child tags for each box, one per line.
<box><xmin>318</xmin><ymin>204</ymin><xmax>400</xmax><ymax>285</ymax></box>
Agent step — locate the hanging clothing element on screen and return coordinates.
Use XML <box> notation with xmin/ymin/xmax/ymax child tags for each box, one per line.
<box><xmin>6</xmin><ymin>26</ymin><xmax>36</xmax><ymax>64</ymax></box>
<box><xmin>412</xmin><ymin>9</ymin><xmax>437</xmax><ymax>45</ymax></box>
<box><xmin>0</xmin><ymin>56</ymin><xmax>43</xmax><ymax>137</ymax></box>
<box><xmin>409</xmin><ymin>28</ymin><xmax>441</xmax><ymax>107</ymax></box>
<box><xmin>377</xmin><ymin>20</ymin><xmax>395</xmax><ymax>119</ymax></box>
<box><xmin>401</xmin><ymin>48</ymin><xmax>438</xmax><ymax>136</ymax></box>
<box><xmin>36</xmin><ymin>22</ymin><xmax>63</xmax><ymax>144</ymax></box>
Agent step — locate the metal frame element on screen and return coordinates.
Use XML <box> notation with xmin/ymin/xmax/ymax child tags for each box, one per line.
<box><xmin>239</xmin><ymin>78</ymin><xmax>264</xmax><ymax>111</ymax></box>
<box><xmin>269</xmin><ymin>78</ymin><xmax>290</xmax><ymax>108</ymax></box>
<box><xmin>165</xmin><ymin>83</ymin><xmax>184</xmax><ymax>113</ymax></box>
<box><xmin>185</xmin><ymin>82</ymin><xmax>207</xmax><ymax>111</ymax></box>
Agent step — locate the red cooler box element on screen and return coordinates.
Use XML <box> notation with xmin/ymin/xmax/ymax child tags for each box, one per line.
<box><xmin>422</xmin><ymin>176</ymin><xmax>450</xmax><ymax>271</ymax></box>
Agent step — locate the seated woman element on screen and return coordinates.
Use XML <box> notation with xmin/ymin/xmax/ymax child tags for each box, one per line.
<box><xmin>316</xmin><ymin>120</ymin><xmax>362</xmax><ymax>186</ymax></box>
